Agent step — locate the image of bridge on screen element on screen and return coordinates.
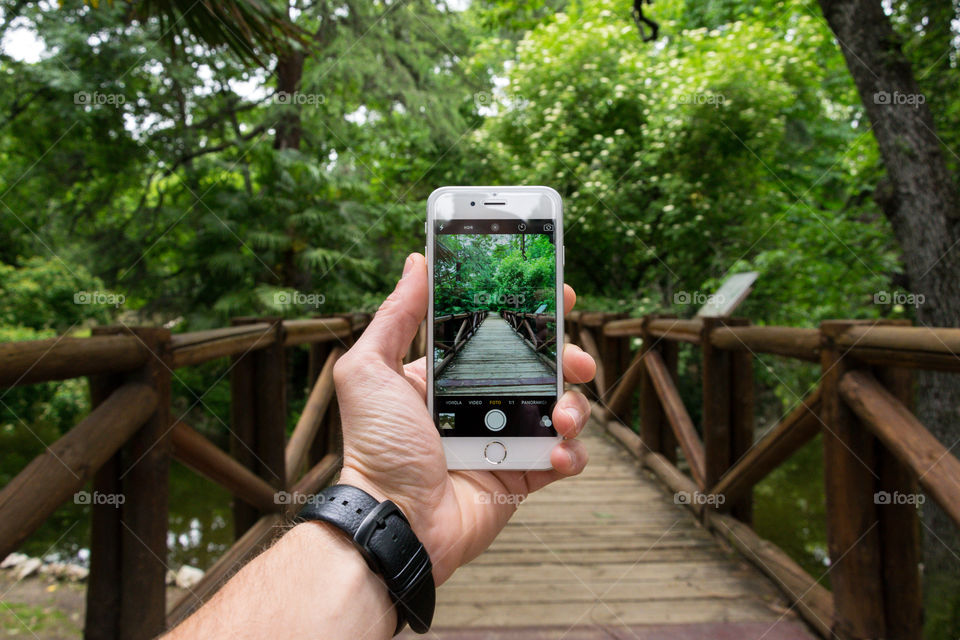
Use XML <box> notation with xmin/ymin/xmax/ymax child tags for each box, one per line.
<box><xmin>433</xmin><ymin>225</ymin><xmax>557</xmax><ymax>398</ymax></box>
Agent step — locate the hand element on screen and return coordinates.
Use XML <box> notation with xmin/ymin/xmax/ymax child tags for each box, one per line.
<box><xmin>332</xmin><ymin>253</ymin><xmax>596</xmax><ymax>585</ymax></box>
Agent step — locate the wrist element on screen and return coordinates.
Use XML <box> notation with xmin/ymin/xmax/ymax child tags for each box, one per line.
<box><xmin>337</xmin><ymin>466</ymin><xmax>431</xmax><ymax>538</ymax></box>
<box><xmin>287</xmin><ymin>522</ymin><xmax>397</xmax><ymax>637</ymax></box>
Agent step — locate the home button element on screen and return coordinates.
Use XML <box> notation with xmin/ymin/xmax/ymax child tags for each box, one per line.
<box><xmin>483</xmin><ymin>441</ymin><xmax>507</xmax><ymax>465</ymax></box>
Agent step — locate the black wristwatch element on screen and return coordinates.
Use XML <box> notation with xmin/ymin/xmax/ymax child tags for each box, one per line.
<box><xmin>297</xmin><ymin>485</ymin><xmax>435</xmax><ymax>635</ymax></box>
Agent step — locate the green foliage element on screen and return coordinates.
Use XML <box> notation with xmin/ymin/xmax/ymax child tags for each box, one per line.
<box><xmin>0</xmin><ymin>257</ymin><xmax>114</xmax><ymax>486</ymax></box>
<box><xmin>3</xmin><ymin>0</ymin><xmax>955</xmax><ymax>625</ymax></box>
<box><xmin>475</xmin><ymin>0</ymin><xmax>897</xmax><ymax>321</ymax></box>
<box><xmin>435</xmin><ymin>234</ymin><xmax>556</xmax><ymax>315</ymax></box>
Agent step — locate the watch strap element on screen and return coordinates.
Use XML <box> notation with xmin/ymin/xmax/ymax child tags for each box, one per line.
<box><xmin>297</xmin><ymin>485</ymin><xmax>435</xmax><ymax>634</ymax></box>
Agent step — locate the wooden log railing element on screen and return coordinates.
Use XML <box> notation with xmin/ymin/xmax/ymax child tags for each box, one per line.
<box><xmin>0</xmin><ymin>314</ymin><xmax>373</xmax><ymax>640</ymax></box>
<box><xmin>3</xmin><ymin>309</ymin><xmax>960</xmax><ymax>639</ymax></box>
<box><xmin>433</xmin><ymin>311</ymin><xmax>485</xmax><ymax>375</ymax></box>
<box><xmin>567</xmin><ymin>312</ymin><xmax>960</xmax><ymax>640</ymax></box>
<box><xmin>501</xmin><ymin>309</ymin><xmax>559</xmax><ymax>371</ymax></box>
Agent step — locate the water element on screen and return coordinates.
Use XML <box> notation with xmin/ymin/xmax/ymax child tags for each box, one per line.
<box><xmin>19</xmin><ymin>461</ymin><xmax>234</xmax><ymax>571</ymax></box>
<box><xmin>752</xmin><ymin>434</ymin><xmax>830</xmax><ymax>584</ymax></box>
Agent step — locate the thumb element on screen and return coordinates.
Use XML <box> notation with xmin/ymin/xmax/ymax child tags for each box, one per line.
<box><xmin>353</xmin><ymin>253</ymin><xmax>427</xmax><ymax>370</ymax></box>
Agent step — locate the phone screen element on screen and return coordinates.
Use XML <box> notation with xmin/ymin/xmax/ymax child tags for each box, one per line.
<box><xmin>432</xmin><ymin>218</ymin><xmax>559</xmax><ymax>438</ymax></box>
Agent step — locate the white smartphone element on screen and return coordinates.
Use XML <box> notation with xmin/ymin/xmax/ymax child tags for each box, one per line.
<box><xmin>426</xmin><ymin>186</ymin><xmax>564</xmax><ymax>470</ymax></box>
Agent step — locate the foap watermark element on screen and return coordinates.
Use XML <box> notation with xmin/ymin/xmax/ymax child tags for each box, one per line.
<box><xmin>474</xmin><ymin>91</ymin><xmax>528</xmax><ymax>112</ymax></box>
<box><xmin>475</xmin><ymin>491</ymin><xmax>525</xmax><ymax>506</ymax></box>
<box><xmin>674</xmin><ymin>491</ymin><xmax>725</xmax><ymax>507</ymax></box>
<box><xmin>74</xmin><ymin>290</ymin><xmax>125</xmax><ymax>308</ymax></box>
<box><xmin>674</xmin><ymin>291</ymin><xmax>726</xmax><ymax>306</ymax></box>
<box><xmin>677</xmin><ymin>92</ymin><xmax>725</xmax><ymax>108</ymax></box>
<box><xmin>272</xmin><ymin>91</ymin><xmax>326</xmax><ymax>106</ymax></box>
<box><xmin>474</xmin><ymin>292</ymin><xmax>526</xmax><ymax>306</ymax></box>
<box><xmin>274</xmin><ymin>291</ymin><xmax>325</xmax><ymax>308</ymax></box>
<box><xmin>873</xmin><ymin>290</ymin><xmax>925</xmax><ymax>308</ymax></box>
<box><xmin>74</xmin><ymin>491</ymin><xmax>125</xmax><ymax>507</ymax></box>
<box><xmin>274</xmin><ymin>491</ymin><xmax>329</xmax><ymax>506</ymax></box>
<box><xmin>74</xmin><ymin>91</ymin><xmax>125</xmax><ymax>106</ymax></box>
<box><xmin>873</xmin><ymin>91</ymin><xmax>925</xmax><ymax>107</ymax></box>
<box><xmin>874</xmin><ymin>490</ymin><xmax>925</xmax><ymax>506</ymax></box>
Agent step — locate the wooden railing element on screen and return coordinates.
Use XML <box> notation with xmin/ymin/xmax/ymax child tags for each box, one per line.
<box><xmin>501</xmin><ymin>310</ymin><xmax>558</xmax><ymax>370</ymax></box>
<box><xmin>0</xmin><ymin>314</ymin><xmax>374</xmax><ymax>640</ymax></box>
<box><xmin>567</xmin><ymin>312</ymin><xmax>960</xmax><ymax>640</ymax></box>
<box><xmin>3</xmin><ymin>309</ymin><xmax>959</xmax><ymax>640</ymax></box>
<box><xmin>434</xmin><ymin>311</ymin><xmax>485</xmax><ymax>375</ymax></box>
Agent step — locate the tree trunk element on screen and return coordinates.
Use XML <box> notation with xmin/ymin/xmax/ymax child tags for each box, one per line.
<box><xmin>273</xmin><ymin>44</ymin><xmax>307</xmax><ymax>288</ymax></box>
<box><xmin>273</xmin><ymin>50</ymin><xmax>304</xmax><ymax>151</ymax></box>
<box><xmin>817</xmin><ymin>0</ymin><xmax>960</xmax><ymax>631</ymax></box>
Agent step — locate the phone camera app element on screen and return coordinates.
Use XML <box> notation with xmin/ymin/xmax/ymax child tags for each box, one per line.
<box><xmin>491</xmin><ymin>223</ymin><xmax>500</xmax><ymax>232</ymax></box>
<box><xmin>543</xmin><ymin>223</ymin><xmax>554</xmax><ymax>231</ymax></box>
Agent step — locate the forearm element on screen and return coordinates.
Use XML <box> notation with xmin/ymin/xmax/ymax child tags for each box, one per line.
<box><xmin>166</xmin><ymin>522</ymin><xmax>396</xmax><ymax>640</ymax></box>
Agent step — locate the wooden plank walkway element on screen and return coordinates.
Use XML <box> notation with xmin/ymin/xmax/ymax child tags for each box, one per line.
<box><xmin>437</xmin><ymin>316</ymin><xmax>555</xmax><ymax>396</ymax></box>
<box><xmin>401</xmin><ymin>419</ymin><xmax>817</xmax><ymax>640</ymax></box>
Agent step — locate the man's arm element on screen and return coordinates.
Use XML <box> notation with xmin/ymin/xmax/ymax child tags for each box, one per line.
<box><xmin>163</xmin><ymin>254</ymin><xmax>595</xmax><ymax>638</ymax></box>
<box><xmin>166</xmin><ymin>523</ymin><xmax>395</xmax><ymax>640</ymax></box>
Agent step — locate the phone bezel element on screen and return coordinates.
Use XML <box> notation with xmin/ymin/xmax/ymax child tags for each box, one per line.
<box><xmin>426</xmin><ymin>186</ymin><xmax>564</xmax><ymax>470</ymax></box>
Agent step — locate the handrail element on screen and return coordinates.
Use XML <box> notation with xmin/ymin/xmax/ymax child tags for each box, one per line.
<box><xmin>3</xmin><ymin>310</ymin><xmax>960</xmax><ymax>640</ymax></box>
<box><xmin>709</xmin><ymin>325</ymin><xmax>820</xmax><ymax>362</ymax></box>
<box><xmin>646</xmin><ymin>317</ymin><xmax>702</xmax><ymax>344</ymax></box>
<box><xmin>566</xmin><ymin>312</ymin><xmax>960</xmax><ymax>639</ymax></box>
<box><xmin>0</xmin><ymin>314</ymin><xmax>372</xmax><ymax>640</ymax></box>
<box><xmin>0</xmin><ymin>335</ymin><xmax>149</xmax><ymax>387</ymax></box>
<box><xmin>434</xmin><ymin>311</ymin><xmax>485</xmax><ymax>375</ymax></box>
<box><xmin>837</xmin><ymin>324</ymin><xmax>960</xmax><ymax>372</ymax></box>
<box><xmin>283</xmin><ymin>318</ymin><xmax>352</xmax><ymax>347</ymax></box>
<box><xmin>839</xmin><ymin>369</ymin><xmax>960</xmax><ymax>528</ymax></box>
<box><xmin>0</xmin><ymin>383</ymin><xmax>159</xmax><ymax>559</ymax></box>
<box><xmin>501</xmin><ymin>310</ymin><xmax>558</xmax><ymax>371</ymax></box>
<box><xmin>170</xmin><ymin>323</ymin><xmax>276</xmax><ymax>368</ymax></box>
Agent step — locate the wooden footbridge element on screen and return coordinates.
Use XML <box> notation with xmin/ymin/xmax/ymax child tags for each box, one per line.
<box><xmin>1</xmin><ymin>312</ymin><xmax>960</xmax><ymax>639</ymax></box>
<box><xmin>436</xmin><ymin>311</ymin><xmax>556</xmax><ymax>395</ymax></box>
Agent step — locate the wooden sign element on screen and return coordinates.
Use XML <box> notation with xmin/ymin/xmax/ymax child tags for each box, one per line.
<box><xmin>696</xmin><ymin>271</ymin><xmax>758</xmax><ymax>318</ymax></box>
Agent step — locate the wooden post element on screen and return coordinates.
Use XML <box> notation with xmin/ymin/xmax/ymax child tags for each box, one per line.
<box><xmin>307</xmin><ymin>341</ymin><xmax>332</xmax><ymax>466</ymax></box>
<box><xmin>118</xmin><ymin>328</ymin><xmax>171</xmax><ymax>639</ymax></box>
<box><xmin>728</xmin><ymin>327</ymin><xmax>754</xmax><ymax>523</ymax></box>
<box><xmin>639</xmin><ymin>315</ymin><xmax>678</xmax><ymax>463</ymax></box>
<box><xmin>230</xmin><ymin>317</ymin><xmax>286</xmax><ymax>537</ymax></box>
<box><xmin>230</xmin><ymin>318</ymin><xmax>258</xmax><ymax>538</ymax></box>
<box><xmin>254</xmin><ymin>318</ymin><xmax>287</xmax><ymax>492</ymax></box>
<box><xmin>85</xmin><ymin>327</ymin><xmax>172</xmax><ymax>640</ymax></box>
<box><xmin>600</xmin><ymin>312</ymin><xmax>631</xmax><ymax>423</ymax></box>
<box><xmin>639</xmin><ymin>316</ymin><xmax>663</xmax><ymax>455</ymax></box>
<box><xmin>820</xmin><ymin>320</ymin><xmax>885</xmax><ymax>639</ymax></box>
<box><xmin>873</xmin><ymin>321</ymin><xmax>922</xmax><ymax>640</ymax></box>
<box><xmin>85</xmin><ymin>367</ymin><xmax>123</xmax><ymax>640</ymax></box>
<box><xmin>702</xmin><ymin>318</ymin><xmax>754</xmax><ymax>522</ymax></box>
<box><xmin>660</xmin><ymin>333</ymin><xmax>679</xmax><ymax>465</ymax></box>
<box><xmin>701</xmin><ymin>317</ymin><xmax>732</xmax><ymax>490</ymax></box>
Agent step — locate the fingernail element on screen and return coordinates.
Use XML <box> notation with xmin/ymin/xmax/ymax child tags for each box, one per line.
<box><xmin>564</xmin><ymin>407</ymin><xmax>582</xmax><ymax>425</ymax></box>
<box><xmin>566</xmin><ymin>448</ymin><xmax>578</xmax><ymax>467</ymax></box>
<box><xmin>402</xmin><ymin>254</ymin><xmax>415</xmax><ymax>278</ymax></box>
